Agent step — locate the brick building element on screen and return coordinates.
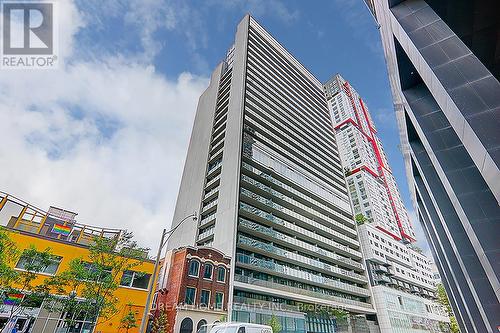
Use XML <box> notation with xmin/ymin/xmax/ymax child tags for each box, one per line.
<box><xmin>152</xmin><ymin>247</ymin><xmax>231</xmax><ymax>333</ymax></box>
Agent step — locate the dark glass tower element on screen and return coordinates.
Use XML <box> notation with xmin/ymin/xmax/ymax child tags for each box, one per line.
<box><xmin>367</xmin><ymin>1</ymin><xmax>500</xmax><ymax>332</ymax></box>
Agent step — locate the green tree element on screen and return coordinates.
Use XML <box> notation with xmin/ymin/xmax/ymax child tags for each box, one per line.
<box><xmin>46</xmin><ymin>231</ymin><xmax>148</xmax><ymax>331</ymax></box>
<box><xmin>0</xmin><ymin>227</ymin><xmax>19</xmax><ymax>286</ymax></box>
<box><xmin>119</xmin><ymin>304</ymin><xmax>138</xmax><ymax>333</ymax></box>
<box><xmin>0</xmin><ymin>231</ymin><xmax>55</xmax><ymax>326</ymax></box>
<box><xmin>355</xmin><ymin>214</ymin><xmax>368</xmax><ymax>226</ymax></box>
<box><xmin>436</xmin><ymin>283</ymin><xmax>460</xmax><ymax>333</ymax></box>
<box><xmin>267</xmin><ymin>315</ymin><xmax>281</xmax><ymax>333</ymax></box>
<box><xmin>409</xmin><ymin>243</ymin><xmax>423</xmax><ymax>254</ymax></box>
<box><xmin>151</xmin><ymin>309</ymin><xmax>169</xmax><ymax>333</ymax></box>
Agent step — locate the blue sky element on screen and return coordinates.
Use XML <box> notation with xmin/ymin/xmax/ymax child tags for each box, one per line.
<box><xmin>0</xmin><ymin>0</ymin><xmax>429</xmax><ymax>253</ymax></box>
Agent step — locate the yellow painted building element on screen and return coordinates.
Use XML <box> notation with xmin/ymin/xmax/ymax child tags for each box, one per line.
<box><xmin>0</xmin><ymin>191</ymin><xmax>155</xmax><ymax>333</ymax></box>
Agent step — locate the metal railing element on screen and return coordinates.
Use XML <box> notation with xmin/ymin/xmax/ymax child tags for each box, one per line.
<box><xmin>236</xmin><ymin>253</ymin><xmax>371</xmax><ymax>297</ymax></box>
<box><xmin>234</xmin><ymin>274</ymin><xmax>373</xmax><ymax>309</ymax></box>
<box><xmin>0</xmin><ymin>191</ymin><xmax>123</xmax><ymax>248</ymax></box>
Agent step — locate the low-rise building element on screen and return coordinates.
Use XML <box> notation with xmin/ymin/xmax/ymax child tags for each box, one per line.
<box><xmin>0</xmin><ymin>191</ymin><xmax>155</xmax><ymax>333</ymax></box>
<box><xmin>152</xmin><ymin>247</ymin><xmax>230</xmax><ymax>333</ymax></box>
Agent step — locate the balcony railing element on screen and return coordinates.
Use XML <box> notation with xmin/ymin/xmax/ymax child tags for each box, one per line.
<box><xmin>236</xmin><ymin>253</ymin><xmax>370</xmax><ymax>297</ymax></box>
<box><xmin>234</xmin><ymin>274</ymin><xmax>373</xmax><ymax>310</ymax></box>
<box><xmin>239</xmin><ymin>202</ymin><xmax>360</xmax><ymax>257</ymax></box>
<box><xmin>241</xmin><ymin>175</ymin><xmax>356</xmax><ymax>235</ymax></box>
<box><xmin>0</xmin><ymin>191</ymin><xmax>124</xmax><ymax>249</ymax></box>
<box><xmin>242</xmin><ymin>161</ymin><xmax>353</xmax><ymax>223</ymax></box>
<box><xmin>240</xmin><ymin>187</ymin><xmax>358</xmax><ymax>241</ymax></box>
<box><xmin>238</xmin><ymin>215</ymin><xmax>363</xmax><ymax>271</ymax></box>
<box><xmin>237</xmin><ymin>234</ymin><xmax>367</xmax><ymax>283</ymax></box>
<box><xmin>197</xmin><ymin>227</ymin><xmax>215</xmax><ymax>241</ymax></box>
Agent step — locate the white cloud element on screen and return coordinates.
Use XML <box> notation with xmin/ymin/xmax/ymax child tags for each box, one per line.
<box><xmin>0</xmin><ymin>1</ymin><xmax>208</xmax><ymax>252</ymax></box>
<box><xmin>124</xmin><ymin>0</ymin><xmax>179</xmax><ymax>60</ymax></box>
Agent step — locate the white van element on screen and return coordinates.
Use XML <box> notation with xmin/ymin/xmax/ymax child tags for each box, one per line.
<box><xmin>197</xmin><ymin>322</ymin><xmax>273</xmax><ymax>333</ymax></box>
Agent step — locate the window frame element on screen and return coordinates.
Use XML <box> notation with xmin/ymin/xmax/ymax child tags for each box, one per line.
<box><xmin>216</xmin><ymin>266</ymin><xmax>226</xmax><ymax>283</ymax></box>
<box><xmin>15</xmin><ymin>254</ymin><xmax>62</xmax><ymax>276</ymax></box>
<box><xmin>200</xmin><ymin>289</ymin><xmax>211</xmax><ymax>307</ymax></box>
<box><xmin>80</xmin><ymin>262</ymin><xmax>112</xmax><ymax>283</ymax></box>
<box><xmin>185</xmin><ymin>287</ymin><xmax>197</xmax><ymax>305</ymax></box>
<box><xmin>215</xmin><ymin>292</ymin><xmax>224</xmax><ymax>310</ymax></box>
<box><xmin>203</xmin><ymin>263</ymin><xmax>213</xmax><ymax>280</ymax></box>
<box><xmin>119</xmin><ymin>270</ymin><xmax>151</xmax><ymax>290</ymax></box>
<box><xmin>188</xmin><ymin>260</ymin><xmax>200</xmax><ymax>277</ymax></box>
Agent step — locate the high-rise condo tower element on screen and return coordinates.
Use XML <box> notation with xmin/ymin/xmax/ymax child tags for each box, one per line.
<box><xmin>167</xmin><ymin>15</ymin><xmax>375</xmax><ymax>333</ymax></box>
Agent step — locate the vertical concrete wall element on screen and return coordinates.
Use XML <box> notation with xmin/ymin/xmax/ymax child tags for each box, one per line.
<box><xmin>211</xmin><ymin>15</ymin><xmax>249</xmax><ymax>256</ymax></box>
<box><xmin>167</xmin><ymin>64</ymin><xmax>223</xmax><ymax>251</ymax></box>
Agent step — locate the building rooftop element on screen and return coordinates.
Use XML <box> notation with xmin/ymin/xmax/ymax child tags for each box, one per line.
<box><xmin>0</xmin><ymin>190</ymin><xmax>124</xmax><ymax>248</ymax></box>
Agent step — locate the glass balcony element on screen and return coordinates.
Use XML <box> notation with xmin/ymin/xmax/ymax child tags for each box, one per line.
<box><xmin>207</xmin><ymin>159</ymin><xmax>222</xmax><ymax>175</ymax></box>
<box><xmin>201</xmin><ymin>199</ymin><xmax>218</xmax><ymax>215</ymax></box>
<box><xmin>198</xmin><ymin>226</ymin><xmax>215</xmax><ymax>241</ymax></box>
<box><xmin>374</xmin><ymin>265</ymin><xmax>389</xmax><ymax>274</ymax></box>
<box><xmin>203</xmin><ymin>188</ymin><xmax>219</xmax><ymax>202</ymax></box>
<box><xmin>199</xmin><ymin>212</ymin><xmax>216</xmax><ymax>228</ymax></box>
<box><xmin>237</xmin><ymin>234</ymin><xmax>367</xmax><ymax>283</ymax></box>
<box><xmin>205</xmin><ymin>175</ymin><xmax>220</xmax><ymax>191</ymax></box>
<box><xmin>240</xmin><ymin>208</ymin><xmax>363</xmax><ymax>270</ymax></box>
<box><xmin>242</xmin><ymin>161</ymin><xmax>353</xmax><ymax>224</ymax></box>
<box><xmin>235</xmin><ymin>274</ymin><xmax>372</xmax><ymax>310</ymax></box>
<box><xmin>236</xmin><ymin>253</ymin><xmax>370</xmax><ymax>297</ymax></box>
<box><xmin>240</xmin><ymin>186</ymin><xmax>357</xmax><ymax>240</ymax></box>
<box><xmin>375</xmin><ymin>274</ymin><xmax>391</xmax><ymax>284</ymax></box>
<box><xmin>239</xmin><ymin>198</ymin><xmax>357</xmax><ymax>250</ymax></box>
<box><xmin>239</xmin><ymin>188</ymin><xmax>360</xmax><ymax>257</ymax></box>
<box><xmin>243</xmin><ymin>144</ymin><xmax>351</xmax><ymax>211</ymax></box>
<box><xmin>241</xmin><ymin>174</ymin><xmax>356</xmax><ymax>235</ymax></box>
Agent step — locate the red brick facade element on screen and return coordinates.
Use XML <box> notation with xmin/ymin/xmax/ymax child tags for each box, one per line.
<box><xmin>152</xmin><ymin>247</ymin><xmax>230</xmax><ymax>333</ymax></box>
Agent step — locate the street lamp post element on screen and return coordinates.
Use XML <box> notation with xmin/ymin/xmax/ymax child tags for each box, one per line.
<box><xmin>139</xmin><ymin>212</ymin><xmax>198</xmax><ymax>333</ymax></box>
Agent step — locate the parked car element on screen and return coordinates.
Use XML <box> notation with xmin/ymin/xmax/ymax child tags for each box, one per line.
<box><xmin>197</xmin><ymin>323</ymin><xmax>273</xmax><ymax>333</ymax></box>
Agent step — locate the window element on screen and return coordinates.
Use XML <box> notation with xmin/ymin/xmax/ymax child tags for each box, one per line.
<box><xmin>217</xmin><ymin>266</ymin><xmax>226</xmax><ymax>282</ymax></box>
<box><xmin>203</xmin><ymin>263</ymin><xmax>213</xmax><ymax>279</ymax></box>
<box><xmin>197</xmin><ymin>320</ymin><xmax>208</xmax><ymax>332</ymax></box>
<box><xmin>188</xmin><ymin>260</ymin><xmax>200</xmax><ymax>277</ymax></box>
<box><xmin>120</xmin><ymin>270</ymin><xmax>151</xmax><ymax>289</ymax></box>
<box><xmin>16</xmin><ymin>254</ymin><xmax>62</xmax><ymax>275</ymax></box>
<box><xmin>215</xmin><ymin>292</ymin><xmax>224</xmax><ymax>309</ymax></box>
<box><xmin>185</xmin><ymin>287</ymin><xmax>196</xmax><ymax>305</ymax></box>
<box><xmin>237</xmin><ymin>328</ymin><xmax>245</xmax><ymax>333</ymax></box>
<box><xmin>200</xmin><ymin>290</ymin><xmax>210</xmax><ymax>306</ymax></box>
<box><xmin>81</xmin><ymin>262</ymin><xmax>112</xmax><ymax>282</ymax></box>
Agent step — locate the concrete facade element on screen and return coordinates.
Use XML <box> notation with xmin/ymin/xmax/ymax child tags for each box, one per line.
<box><xmin>366</xmin><ymin>0</ymin><xmax>500</xmax><ymax>332</ymax></box>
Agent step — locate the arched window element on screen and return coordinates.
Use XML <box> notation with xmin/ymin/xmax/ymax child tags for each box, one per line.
<box><xmin>217</xmin><ymin>266</ymin><xmax>226</xmax><ymax>282</ymax></box>
<box><xmin>188</xmin><ymin>260</ymin><xmax>200</xmax><ymax>277</ymax></box>
<box><xmin>203</xmin><ymin>263</ymin><xmax>213</xmax><ymax>279</ymax></box>
<box><xmin>197</xmin><ymin>319</ymin><xmax>207</xmax><ymax>333</ymax></box>
<box><xmin>180</xmin><ymin>318</ymin><xmax>193</xmax><ymax>333</ymax></box>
